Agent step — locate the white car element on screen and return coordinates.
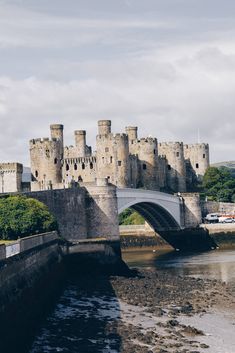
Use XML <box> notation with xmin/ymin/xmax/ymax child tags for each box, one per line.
<box><xmin>222</xmin><ymin>218</ymin><xmax>234</xmax><ymax>223</ymax></box>
<box><xmin>204</xmin><ymin>213</ymin><xmax>219</xmax><ymax>223</ymax></box>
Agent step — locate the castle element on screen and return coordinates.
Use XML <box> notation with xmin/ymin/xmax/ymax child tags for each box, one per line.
<box><xmin>29</xmin><ymin>120</ymin><xmax>210</xmax><ymax>192</ymax></box>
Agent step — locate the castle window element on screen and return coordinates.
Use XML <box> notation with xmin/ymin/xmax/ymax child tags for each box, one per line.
<box><xmin>54</xmin><ymin>158</ymin><xmax>57</xmax><ymax>164</ymax></box>
<box><xmin>78</xmin><ymin>175</ymin><xmax>83</xmax><ymax>182</ymax></box>
<box><xmin>203</xmin><ymin>154</ymin><xmax>205</xmax><ymax>158</ymax></box>
<box><xmin>82</xmin><ymin>163</ymin><xmax>85</xmax><ymax>170</ymax></box>
<box><xmin>118</xmin><ymin>161</ymin><xmax>122</xmax><ymax>167</ymax></box>
<box><xmin>35</xmin><ymin>170</ymin><xmax>38</xmax><ymax>177</ymax></box>
<box><xmin>154</xmin><ymin>149</ymin><xmax>156</xmax><ymax>155</ymax></box>
<box><xmin>176</xmin><ymin>152</ymin><xmax>179</xmax><ymax>157</ymax></box>
<box><xmin>74</xmin><ymin>164</ymin><xmax>77</xmax><ymax>170</ymax></box>
<box><xmin>66</xmin><ymin>164</ymin><xmax>69</xmax><ymax>171</ymax></box>
<box><xmin>105</xmin><ymin>147</ymin><xmax>109</xmax><ymax>152</ymax></box>
<box><xmin>167</xmin><ymin>164</ymin><xmax>171</xmax><ymax>170</ymax></box>
<box><xmin>196</xmin><ymin>163</ymin><xmax>199</xmax><ymax>169</ymax></box>
<box><xmin>90</xmin><ymin>162</ymin><xmax>93</xmax><ymax>169</ymax></box>
<box><xmin>46</xmin><ymin>149</ymin><xmax>50</xmax><ymax>158</ymax></box>
<box><xmin>143</xmin><ymin>163</ymin><xmax>147</xmax><ymax>170</ymax></box>
<box><xmin>110</xmin><ymin>156</ymin><xmax>113</xmax><ymax>163</ymax></box>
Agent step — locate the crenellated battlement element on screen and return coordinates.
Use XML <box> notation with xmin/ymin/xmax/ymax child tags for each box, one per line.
<box><xmin>30</xmin><ymin>137</ymin><xmax>60</xmax><ymax>146</ymax></box>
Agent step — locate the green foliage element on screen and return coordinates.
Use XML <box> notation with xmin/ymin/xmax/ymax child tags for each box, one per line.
<box><xmin>202</xmin><ymin>166</ymin><xmax>235</xmax><ymax>202</ymax></box>
<box><xmin>0</xmin><ymin>195</ymin><xmax>57</xmax><ymax>240</ymax></box>
<box><xmin>119</xmin><ymin>208</ymin><xmax>145</xmax><ymax>225</ymax></box>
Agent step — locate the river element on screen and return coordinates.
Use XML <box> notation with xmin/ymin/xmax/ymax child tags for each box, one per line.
<box><xmin>29</xmin><ymin>248</ymin><xmax>235</xmax><ymax>353</ymax></box>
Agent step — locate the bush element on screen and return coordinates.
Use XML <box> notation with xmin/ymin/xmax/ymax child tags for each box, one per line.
<box><xmin>119</xmin><ymin>208</ymin><xmax>145</xmax><ymax>225</ymax></box>
<box><xmin>0</xmin><ymin>195</ymin><xmax>57</xmax><ymax>240</ymax></box>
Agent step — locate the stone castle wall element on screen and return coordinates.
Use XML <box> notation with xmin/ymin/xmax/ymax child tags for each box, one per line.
<box><xmin>0</xmin><ymin>120</ymin><xmax>210</xmax><ymax>194</ymax></box>
<box><xmin>0</xmin><ymin>163</ymin><xmax>23</xmax><ymax>193</ymax></box>
<box><xmin>29</xmin><ymin>121</ymin><xmax>210</xmax><ymax>193</ymax></box>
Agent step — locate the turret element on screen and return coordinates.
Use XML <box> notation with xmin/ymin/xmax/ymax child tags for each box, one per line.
<box><xmin>74</xmin><ymin>130</ymin><xmax>86</xmax><ymax>157</ymax></box>
<box><xmin>50</xmin><ymin>124</ymin><xmax>64</xmax><ymax>157</ymax></box>
<box><xmin>125</xmin><ymin>126</ymin><xmax>138</xmax><ymax>141</ymax></box>
<box><xmin>98</xmin><ymin>120</ymin><xmax>111</xmax><ymax>135</ymax></box>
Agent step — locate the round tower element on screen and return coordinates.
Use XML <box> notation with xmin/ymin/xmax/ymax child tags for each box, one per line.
<box><xmin>50</xmin><ymin>124</ymin><xmax>64</xmax><ymax>157</ymax></box>
<box><xmin>98</xmin><ymin>120</ymin><xmax>111</xmax><ymax>135</ymax></box>
<box><xmin>184</xmin><ymin>143</ymin><xmax>210</xmax><ymax>181</ymax></box>
<box><xmin>125</xmin><ymin>126</ymin><xmax>138</xmax><ymax>141</ymax></box>
<box><xmin>30</xmin><ymin>127</ymin><xmax>63</xmax><ymax>190</ymax></box>
<box><xmin>137</xmin><ymin>138</ymin><xmax>159</xmax><ymax>190</ymax></box>
<box><xmin>96</xmin><ymin>132</ymin><xmax>131</xmax><ymax>188</ymax></box>
<box><xmin>74</xmin><ymin>130</ymin><xmax>86</xmax><ymax>157</ymax></box>
<box><xmin>158</xmin><ymin>142</ymin><xmax>186</xmax><ymax>192</ymax></box>
<box><xmin>114</xmin><ymin>134</ymin><xmax>131</xmax><ymax>188</ymax></box>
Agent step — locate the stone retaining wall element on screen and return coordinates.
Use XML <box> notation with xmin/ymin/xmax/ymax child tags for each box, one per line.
<box><xmin>201</xmin><ymin>201</ymin><xmax>235</xmax><ymax>216</ymax></box>
<box><xmin>0</xmin><ymin>232</ymin><xmax>64</xmax><ymax>353</ymax></box>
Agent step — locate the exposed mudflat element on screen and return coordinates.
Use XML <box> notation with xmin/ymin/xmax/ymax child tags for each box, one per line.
<box><xmin>109</xmin><ymin>268</ymin><xmax>235</xmax><ymax>353</ymax></box>
<box><xmin>30</xmin><ymin>267</ymin><xmax>235</xmax><ymax>353</ymax></box>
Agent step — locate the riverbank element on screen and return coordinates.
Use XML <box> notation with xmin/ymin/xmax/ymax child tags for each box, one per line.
<box><xmin>109</xmin><ymin>268</ymin><xmax>235</xmax><ymax>353</ymax></box>
<box><xmin>201</xmin><ymin>223</ymin><xmax>235</xmax><ymax>249</ymax></box>
<box><xmin>30</xmin><ymin>258</ymin><xmax>235</xmax><ymax>353</ymax></box>
<box><xmin>120</xmin><ymin>223</ymin><xmax>235</xmax><ymax>250</ymax></box>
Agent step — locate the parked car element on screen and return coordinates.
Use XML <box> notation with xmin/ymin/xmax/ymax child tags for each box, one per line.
<box><xmin>221</xmin><ymin>217</ymin><xmax>234</xmax><ymax>223</ymax></box>
<box><xmin>204</xmin><ymin>213</ymin><xmax>219</xmax><ymax>223</ymax></box>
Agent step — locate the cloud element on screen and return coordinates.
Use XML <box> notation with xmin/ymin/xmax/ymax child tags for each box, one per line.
<box><xmin>1</xmin><ymin>42</ymin><xmax>235</xmax><ymax>164</ymax></box>
<box><xmin>0</xmin><ymin>1</ymin><xmax>235</xmax><ymax>165</ymax></box>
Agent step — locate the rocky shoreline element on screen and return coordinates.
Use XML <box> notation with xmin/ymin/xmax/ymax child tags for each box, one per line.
<box><xmin>108</xmin><ymin>268</ymin><xmax>234</xmax><ymax>353</ymax></box>
<box><xmin>29</xmin><ymin>258</ymin><xmax>235</xmax><ymax>353</ymax></box>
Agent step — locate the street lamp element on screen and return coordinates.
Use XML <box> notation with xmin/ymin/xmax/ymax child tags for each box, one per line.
<box><xmin>0</xmin><ymin>170</ymin><xmax>4</xmax><ymax>193</ymax></box>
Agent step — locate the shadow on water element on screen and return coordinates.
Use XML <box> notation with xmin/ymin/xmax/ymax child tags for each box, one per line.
<box><xmin>27</xmin><ymin>255</ymin><xmax>134</xmax><ymax>353</ymax></box>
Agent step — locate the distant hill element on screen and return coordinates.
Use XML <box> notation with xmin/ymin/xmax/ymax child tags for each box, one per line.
<box><xmin>211</xmin><ymin>161</ymin><xmax>235</xmax><ymax>177</ymax></box>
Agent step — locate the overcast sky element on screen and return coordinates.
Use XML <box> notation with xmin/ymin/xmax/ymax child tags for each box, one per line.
<box><xmin>0</xmin><ymin>0</ymin><xmax>235</xmax><ymax>165</ymax></box>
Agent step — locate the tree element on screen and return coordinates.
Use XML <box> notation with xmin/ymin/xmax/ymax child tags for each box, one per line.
<box><xmin>0</xmin><ymin>195</ymin><xmax>57</xmax><ymax>240</ymax></box>
<box><xmin>202</xmin><ymin>166</ymin><xmax>235</xmax><ymax>202</ymax></box>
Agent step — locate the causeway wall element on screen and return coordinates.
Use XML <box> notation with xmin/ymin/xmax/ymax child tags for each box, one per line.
<box><xmin>0</xmin><ymin>232</ymin><xmax>64</xmax><ymax>353</ymax></box>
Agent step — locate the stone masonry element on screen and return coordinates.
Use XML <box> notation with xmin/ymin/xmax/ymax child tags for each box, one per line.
<box><xmin>29</xmin><ymin>120</ymin><xmax>210</xmax><ymax>193</ymax></box>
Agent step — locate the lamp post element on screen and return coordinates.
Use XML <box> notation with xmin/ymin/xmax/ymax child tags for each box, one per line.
<box><xmin>0</xmin><ymin>171</ymin><xmax>4</xmax><ymax>193</ymax></box>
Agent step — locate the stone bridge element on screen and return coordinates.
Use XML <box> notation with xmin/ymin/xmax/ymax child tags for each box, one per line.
<box><xmin>117</xmin><ymin>188</ymin><xmax>183</xmax><ymax>232</ymax></box>
<box><xmin>21</xmin><ymin>179</ymin><xmax>213</xmax><ymax>253</ymax></box>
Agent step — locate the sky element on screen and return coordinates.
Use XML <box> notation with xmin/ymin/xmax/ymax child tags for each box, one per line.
<box><xmin>0</xmin><ymin>0</ymin><xmax>235</xmax><ymax>165</ymax></box>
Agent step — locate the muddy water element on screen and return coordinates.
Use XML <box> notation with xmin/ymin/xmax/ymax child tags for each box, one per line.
<box><xmin>122</xmin><ymin>248</ymin><xmax>235</xmax><ymax>284</ymax></box>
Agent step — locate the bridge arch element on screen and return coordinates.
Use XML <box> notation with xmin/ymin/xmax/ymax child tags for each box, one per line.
<box><xmin>117</xmin><ymin>188</ymin><xmax>183</xmax><ymax>231</ymax></box>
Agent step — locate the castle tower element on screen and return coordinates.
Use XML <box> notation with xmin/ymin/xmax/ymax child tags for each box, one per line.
<box><xmin>98</xmin><ymin>120</ymin><xmax>111</xmax><ymax>135</ymax></box>
<box><xmin>74</xmin><ymin>130</ymin><xmax>86</xmax><ymax>157</ymax></box>
<box><xmin>30</xmin><ymin>124</ymin><xmax>64</xmax><ymax>191</ymax></box>
<box><xmin>158</xmin><ymin>142</ymin><xmax>186</xmax><ymax>192</ymax></box>
<box><xmin>137</xmin><ymin>138</ymin><xmax>159</xmax><ymax>190</ymax></box>
<box><xmin>125</xmin><ymin>126</ymin><xmax>138</xmax><ymax>141</ymax></box>
<box><xmin>50</xmin><ymin>124</ymin><xmax>64</xmax><ymax>157</ymax></box>
<box><xmin>184</xmin><ymin>143</ymin><xmax>210</xmax><ymax>181</ymax></box>
<box><xmin>96</xmin><ymin>121</ymin><xmax>131</xmax><ymax>188</ymax></box>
